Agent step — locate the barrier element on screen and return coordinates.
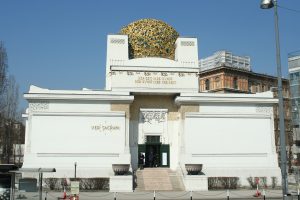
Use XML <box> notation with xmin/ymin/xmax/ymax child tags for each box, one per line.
<box><xmin>15</xmin><ymin>189</ymin><xmax>288</xmax><ymax>200</ymax></box>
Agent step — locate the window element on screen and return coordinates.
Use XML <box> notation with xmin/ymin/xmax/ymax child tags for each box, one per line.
<box><xmin>233</xmin><ymin>77</ymin><xmax>238</xmax><ymax>89</ymax></box>
<box><xmin>262</xmin><ymin>84</ymin><xmax>266</xmax><ymax>92</ymax></box>
<box><xmin>215</xmin><ymin>77</ymin><xmax>220</xmax><ymax>88</ymax></box>
<box><xmin>146</xmin><ymin>136</ymin><xmax>160</xmax><ymax>144</ymax></box>
<box><xmin>205</xmin><ymin>79</ymin><xmax>210</xmax><ymax>90</ymax></box>
<box><xmin>248</xmin><ymin>82</ymin><xmax>252</xmax><ymax>93</ymax></box>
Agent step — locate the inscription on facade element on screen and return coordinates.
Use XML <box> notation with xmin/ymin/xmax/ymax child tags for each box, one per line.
<box><xmin>91</xmin><ymin>122</ymin><xmax>120</xmax><ymax>133</ymax></box>
<box><xmin>135</xmin><ymin>76</ymin><xmax>176</xmax><ymax>85</ymax></box>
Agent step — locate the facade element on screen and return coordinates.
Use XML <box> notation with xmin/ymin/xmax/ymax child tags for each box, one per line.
<box><xmin>199</xmin><ymin>52</ymin><xmax>293</xmax><ymax>170</ymax></box>
<box><xmin>289</xmin><ymin>52</ymin><xmax>300</xmax><ymax>165</ymax></box>
<box><xmin>22</xmin><ymin>19</ymin><xmax>281</xmax><ymax>191</ymax></box>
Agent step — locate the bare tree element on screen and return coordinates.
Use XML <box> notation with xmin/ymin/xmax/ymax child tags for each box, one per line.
<box><xmin>1</xmin><ymin>75</ymin><xmax>20</xmax><ymax>163</ymax></box>
<box><xmin>0</xmin><ymin>41</ymin><xmax>24</xmax><ymax>165</ymax></box>
<box><xmin>0</xmin><ymin>41</ymin><xmax>8</xmax><ymax>112</ymax></box>
<box><xmin>2</xmin><ymin>75</ymin><xmax>19</xmax><ymax>120</ymax></box>
<box><xmin>0</xmin><ymin>41</ymin><xmax>8</xmax><ymax>163</ymax></box>
<box><xmin>0</xmin><ymin>42</ymin><xmax>23</xmax><ymax>164</ymax></box>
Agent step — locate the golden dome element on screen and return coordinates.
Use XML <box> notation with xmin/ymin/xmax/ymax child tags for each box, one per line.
<box><xmin>120</xmin><ymin>19</ymin><xmax>179</xmax><ymax>60</ymax></box>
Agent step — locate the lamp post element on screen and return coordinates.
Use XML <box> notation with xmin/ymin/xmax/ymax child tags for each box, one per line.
<box><xmin>260</xmin><ymin>0</ymin><xmax>288</xmax><ymax>197</ymax></box>
<box><xmin>74</xmin><ymin>162</ymin><xmax>77</xmax><ymax>179</ymax></box>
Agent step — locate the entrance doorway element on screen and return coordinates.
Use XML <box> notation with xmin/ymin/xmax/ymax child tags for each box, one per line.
<box><xmin>138</xmin><ymin>136</ymin><xmax>170</xmax><ymax>168</ymax></box>
<box><xmin>145</xmin><ymin>144</ymin><xmax>160</xmax><ymax>167</ymax></box>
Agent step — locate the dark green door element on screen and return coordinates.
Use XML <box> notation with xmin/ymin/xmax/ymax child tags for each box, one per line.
<box><xmin>139</xmin><ymin>137</ymin><xmax>170</xmax><ymax>168</ymax></box>
<box><xmin>138</xmin><ymin>144</ymin><xmax>146</xmax><ymax>167</ymax></box>
<box><xmin>160</xmin><ymin>144</ymin><xmax>170</xmax><ymax>167</ymax></box>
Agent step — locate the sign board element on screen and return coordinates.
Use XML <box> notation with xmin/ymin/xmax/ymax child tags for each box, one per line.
<box><xmin>71</xmin><ymin>181</ymin><xmax>80</xmax><ymax>195</ymax></box>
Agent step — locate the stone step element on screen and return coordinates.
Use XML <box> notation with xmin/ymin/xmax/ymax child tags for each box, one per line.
<box><xmin>135</xmin><ymin>168</ymin><xmax>185</xmax><ymax>191</ymax></box>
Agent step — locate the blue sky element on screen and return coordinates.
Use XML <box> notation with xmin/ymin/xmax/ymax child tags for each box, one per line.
<box><xmin>0</xmin><ymin>0</ymin><xmax>300</xmax><ymax>110</ymax></box>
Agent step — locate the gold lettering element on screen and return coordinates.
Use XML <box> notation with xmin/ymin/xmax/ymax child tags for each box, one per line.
<box><xmin>91</xmin><ymin>123</ymin><xmax>120</xmax><ymax>133</ymax></box>
<box><xmin>134</xmin><ymin>76</ymin><xmax>176</xmax><ymax>85</ymax></box>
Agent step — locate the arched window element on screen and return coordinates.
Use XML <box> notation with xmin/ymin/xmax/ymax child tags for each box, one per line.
<box><xmin>262</xmin><ymin>84</ymin><xmax>266</xmax><ymax>92</ymax></box>
<box><xmin>233</xmin><ymin>77</ymin><xmax>238</xmax><ymax>89</ymax></box>
<box><xmin>205</xmin><ymin>79</ymin><xmax>210</xmax><ymax>90</ymax></box>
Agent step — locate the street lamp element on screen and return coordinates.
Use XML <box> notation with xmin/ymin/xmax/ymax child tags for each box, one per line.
<box><xmin>74</xmin><ymin>162</ymin><xmax>77</xmax><ymax>179</ymax></box>
<box><xmin>260</xmin><ymin>0</ymin><xmax>288</xmax><ymax>197</ymax></box>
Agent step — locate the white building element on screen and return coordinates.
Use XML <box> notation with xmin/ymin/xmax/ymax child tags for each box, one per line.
<box><xmin>199</xmin><ymin>50</ymin><xmax>251</xmax><ymax>72</ymax></box>
<box><xmin>22</xmin><ymin>19</ymin><xmax>281</xmax><ymax>191</ymax></box>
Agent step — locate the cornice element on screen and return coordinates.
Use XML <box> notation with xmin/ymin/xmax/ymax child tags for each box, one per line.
<box><xmin>111</xmin><ymin>65</ymin><xmax>199</xmax><ymax>73</ymax></box>
<box><xmin>175</xmin><ymin>92</ymin><xmax>278</xmax><ymax>105</ymax></box>
<box><xmin>24</xmin><ymin>93</ymin><xmax>134</xmax><ymax>103</ymax></box>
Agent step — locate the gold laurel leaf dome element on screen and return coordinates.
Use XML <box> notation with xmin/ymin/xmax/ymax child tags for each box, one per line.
<box><xmin>120</xmin><ymin>19</ymin><xmax>179</xmax><ymax>60</ymax></box>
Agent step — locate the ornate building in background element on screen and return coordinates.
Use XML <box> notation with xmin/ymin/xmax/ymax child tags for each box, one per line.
<box><xmin>199</xmin><ymin>51</ymin><xmax>293</xmax><ymax>170</ymax></box>
<box><xmin>289</xmin><ymin>52</ymin><xmax>300</xmax><ymax>167</ymax></box>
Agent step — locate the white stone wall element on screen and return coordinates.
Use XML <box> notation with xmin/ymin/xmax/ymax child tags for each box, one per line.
<box><xmin>176</xmin><ymin>92</ymin><xmax>281</xmax><ymax>187</ymax></box>
<box><xmin>184</xmin><ymin>113</ymin><xmax>276</xmax><ymax>167</ymax></box>
<box><xmin>168</xmin><ymin>119</ymin><xmax>180</xmax><ymax>170</ymax></box>
<box><xmin>23</xmin><ymin>88</ymin><xmax>133</xmax><ymax>178</ymax></box>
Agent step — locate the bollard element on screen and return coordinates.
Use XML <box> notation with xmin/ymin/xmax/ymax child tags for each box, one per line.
<box><xmin>227</xmin><ymin>189</ymin><xmax>230</xmax><ymax>200</ymax></box>
<box><xmin>154</xmin><ymin>190</ymin><xmax>156</xmax><ymax>200</ymax></box>
<box><xmin>262</xmin><ymin>189</ymin><xmax>266</xmax><ymax>200</ymax></box>
<box><xmin>45</xmin><ymin>191</ymin><xmax>47</xmax><ymax>200</ymax></box>
<box><xmin>298</xmin><ymin>188</ymin><xmax>300</xmax><ymax>200</ymax></box>
<box><xmin>114</xmin><ymin>192</ymin><xmax>116</xmax><ymax>200</ymax></box>
<box><xmin>190</xmin><ymin>190</ymin><xmax>193</xmax><ymax>200</ymax></box>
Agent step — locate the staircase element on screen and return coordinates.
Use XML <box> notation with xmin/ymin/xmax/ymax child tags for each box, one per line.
<box><xmin>135</xmin><ymin>168</ymin><xmax>185</xmax><ymax>191</ymax></box>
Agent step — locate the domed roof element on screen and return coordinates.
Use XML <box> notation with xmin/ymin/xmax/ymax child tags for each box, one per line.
<box><xmin>120</xmin><ymin>19</ymin><xmax>179</xmax><ymax>60</ymax></box>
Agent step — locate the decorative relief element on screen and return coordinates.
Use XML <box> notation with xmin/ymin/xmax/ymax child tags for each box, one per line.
<box><xmin>256</xmin><ymin>106</ymin><xmax>272</xmax><ymax>114</ymax></box>
<box><xmin>180</xmin><ymin>41</ymin><xmax>195</xmax><ymax>46</ymax></box>
<box><xmin>127</xmin><ymin>71</ymin><xmax>133</xmax><ymax>75</ymax></box>
<box><xmin>141</xmin><ymin>110</ymin><xmax>167</xmax><ymax>124</ymax></box>
<box><xmin>110</xmin><ymin>38</ymin><xmax>125</xmax><ymax>44</ymax></box>
<box><xmin>29</xmin><ymin>101</ymin><xmax>49</xmax><ymax>112</ymax></box>
<box><xmin>115</xmin><ymin>71</ymin><xmax>198</xmax><ymax>81</ymax></box>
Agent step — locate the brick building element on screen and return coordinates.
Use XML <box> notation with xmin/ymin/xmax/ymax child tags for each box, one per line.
<box><xmin>199</xmin><ymin>51</ymin><xmax>293</xmax><ymax>170</ymax></box>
